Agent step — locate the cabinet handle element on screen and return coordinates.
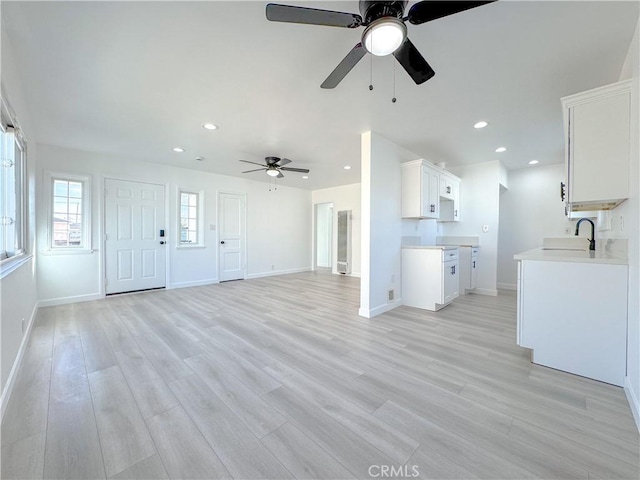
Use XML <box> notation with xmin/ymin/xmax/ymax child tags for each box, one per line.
<box><xmin>451</xmin><ymin>265</ymin><xmax>456</xmax><ymax>275</ymax></box>
<box><xmin>430</xmin><ymin>204</ymin><xmax>435</xmax><ymax>213</ymax></box>
<box><xmin>472</xmin><ymin>261</ymin><xmax>476</xmax><ymax>268</ymax></box>
<box><xmin>560</xmin><ymin>182</ymin><xmax>566</xmax><ymax>202</ymax></box>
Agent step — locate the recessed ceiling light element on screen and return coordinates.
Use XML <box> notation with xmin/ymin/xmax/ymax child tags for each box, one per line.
<box><xmin>474</xmin><ymin>121</ymin><xmax>489</xmax><ymax>129</ymax></box>
<box><xmin>195</xmin><ymin>156</ymin><xmax>204</xmax><ymax>162</ymax></box>
<box><xmin>302</xmin><ymin>176</ymin><xmax>309</xmax><ymax>179</ymax></box>
<box><xmin>495</xmin><ymin>147</ymin><xmax>507</xmax><ymax>153</ymax></box>
<box><xmin>172</xmin><ymin>147</ymin><xmax>185</xmax><ymax>153</ymax></box>
<box><xmin>202</xmin><ymin>123</ymin><xmax>218</xmax><ymax>130</ymax></box>
<box><xmin>529</xmin><ymin>160</ymin><xmax>539</xmax><ymax>165</ymax></box>
<box><xmin>344</xmin><ymin>165</ymin><xmax>352</xmax><ymax>170</ymax></box>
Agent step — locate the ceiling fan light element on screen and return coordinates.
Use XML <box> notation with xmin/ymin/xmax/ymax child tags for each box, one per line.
<box><xmin>266</xmin><ymin>169</ymin><xmax>280</xmax><ymax>177</ymax></box>
<box><xmin>363</xmin><ymin>18</ymin><xmax>406</xmax><ymax>56</ymax></box>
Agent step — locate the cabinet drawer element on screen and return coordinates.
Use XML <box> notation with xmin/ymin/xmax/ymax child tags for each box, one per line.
<box><xmin>443</xmin><ymin>250</ymin><xmax>458</xmax><ymax>262</ymax></box>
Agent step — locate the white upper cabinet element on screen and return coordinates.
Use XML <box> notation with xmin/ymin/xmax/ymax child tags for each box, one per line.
<box><xmin>402</xmin><ymin>160</ymin><xmax>460</xmax><ymax>220</ymax></box>
<box><xmin>401</xmin><ymin>159</ymin><xmax>440</xmax><ymax>219</ymax></box>
<box><xmin>561</xmin><ymin>80</ymin><xmax>631</xmax><ymax>212</ymax></box>
<box><xmin>438</xmin><ymin>173</ymin><xmax>460</xmax><ymax>222</ymax></box>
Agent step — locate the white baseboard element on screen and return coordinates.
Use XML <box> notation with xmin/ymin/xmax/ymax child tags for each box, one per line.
<box><xmin>246</xmin><ymin>267</ymin><xmax>311</xmax><ymax>280</ymax></box>
<box><xmin>1</xmin><ymin>301</ymin><xmax>38</xmax><ymax>421</ymax></box>
<box><xmin>359</xmin><ymin>299</ymin><xmax>402</xmax><ymax>318</ymax></box>
<box><xmin>473</xmin><ymin>288</ymin><xmax>499</xmax><ymax>296</ymax></box>
<box><xmin>168</xmin><ymin>278</ymin><xmax>219</xmax><ymax>289</ymax></box>
<box><xmin>624</xmin><ymin>376</ymin><xmax>640</xmax><ymax>433</ymax></box>
<box><xmin>38</xmin><ymin>292</ymin><xmax>103</xmax><ymax>307</ymax></box>
<box><xmin>497</xmin><ymin>282</ymin><xmax>517</xmax><ymax>291</ymax></box>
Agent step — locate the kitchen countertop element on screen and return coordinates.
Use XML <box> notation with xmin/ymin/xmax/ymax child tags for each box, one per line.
<box><xmin>402</xmin><ymin>245</ymin><xmax>459</xmax><ymax>250</ymax></box>
<box><xmin>514</xmin><ymin>247</ymin><xmax>627</xmax><ymax>265</ymax></box>
<box><xmin>437</xmin><ymin>244</ymin><xmax>478</xmax><ymax>247</ymax></box>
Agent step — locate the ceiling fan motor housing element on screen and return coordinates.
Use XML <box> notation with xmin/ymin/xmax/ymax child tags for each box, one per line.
<box><xmin>265</xmin><ymin>156</ymin><xmax>280</xmax><ymax>165</ymax></box>
<box><xmin>359</xmin><ymin>1</ymin><xmax>407</xmax><ymax>24</ymax></box>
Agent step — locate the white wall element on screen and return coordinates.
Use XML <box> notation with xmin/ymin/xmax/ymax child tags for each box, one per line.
<box><xmin>312</xmin><ymin>183</ymin><xmax>361</xmax><ymax>276</ymax></box>
<box><xmin>441</xmin><ymin>161</ymin><xmax>502</xmax><ymax>296</ymax></box>
<box><xmin>36</xmin><ymin>144</ymin><xmax>312</xmax><ymax>304</ymax></box>
<box><xmin>497</xmin><ymin>164</ymin><xmax>574</xmax><ymax>289</ymax></box>
<box><xmin>0</xmin><ymin>28</ymin><xmax>39</xmax><ymax>405</ymax></box>
<box><xmin>615</xmin><ymin>16</ymin><xmax>640</xmax><ymax>428</ymax></box>
<box><xmin>315</xmin><ymin>203</ymin><xmax>332</xmax><ymax>268</ymax></box>
<box><xmin>360</xmin><ymin>132</ymin><xmax>421</xmax><ymax>318</ymax></box>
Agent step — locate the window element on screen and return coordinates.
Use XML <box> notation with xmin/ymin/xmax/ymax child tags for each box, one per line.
<box><xmin>179</xmin><ymin>191</ymin><xmax>201</xmax><ymax>245</ymax></box>
<box><xmin>48</xmin><ymin>173</ymin><xmax>91</xmax><ymax>251</ymax></box>
<box><xmin>0</xmin><ymin>111</ymin><xmax>26</xmax><ymax>262</ymax></box>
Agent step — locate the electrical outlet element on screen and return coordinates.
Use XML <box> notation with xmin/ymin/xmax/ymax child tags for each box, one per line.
<box><xmin>388</xmin><ymin>290</ymin><xmax>395</xmax><ymax>302</ymax></box>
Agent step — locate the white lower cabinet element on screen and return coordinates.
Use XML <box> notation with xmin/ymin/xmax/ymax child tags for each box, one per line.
<box><xmin>402</xmin><ymin>247</ymin><xmax>459</xmax><ymax>311</ymax></box>
<box><xmin>458</xmin><ymin>246</ymin><xmax>478</xmax><ymax>294</ymax></box>
<box><xmin>516</xmin><ymin>259</ymin><xmax>627</xmax><ymax>386</ymax></box>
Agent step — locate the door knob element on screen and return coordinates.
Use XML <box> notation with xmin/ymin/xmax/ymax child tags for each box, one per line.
<box><xmin>220</xmin><ymin>241</ymin><xmax>225</xmax><ymax>245</ymax></box>
<box><xmin>160</xmin><ymin>241</ymin><xmax>166</xmax><ymax>245</ymax></box>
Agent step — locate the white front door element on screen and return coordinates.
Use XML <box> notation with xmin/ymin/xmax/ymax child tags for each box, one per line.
<box><xmin>105</xmin><ymin>179</ymin><xmax>166</xmax><ymax>294</ymax></box>
<box><xmin>218</xmin><ymin>192</ymin><xmax>246</xmax><ymax>282</ymax></box>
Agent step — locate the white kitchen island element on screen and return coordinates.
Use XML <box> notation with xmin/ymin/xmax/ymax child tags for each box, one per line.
<box><xmin>514</xmin><ymin>246</ymin><xmax>628</xmax><ymax>386</ymax></box>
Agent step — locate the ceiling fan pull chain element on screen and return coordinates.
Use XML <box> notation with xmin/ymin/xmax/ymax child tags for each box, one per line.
<box><xmin>392</xmin><ymin>57</ymin><xmax>397</xmax><ymax>103</ymax></box>
<box><xmin>369</xmin><ymin>46</ymin><xmax>373</xmax><ymax>91</ymax></box>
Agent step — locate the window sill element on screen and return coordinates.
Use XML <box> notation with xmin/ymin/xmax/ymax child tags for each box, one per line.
<box><xmin>0</xmin><ymin>254</ymin><xmax>33</xmax><ymax>279</ymax></box>
<box><xmin>176</xmin><ymin>244</ymin><xmax>207</xmax><ymax>250</ymax></box>
<box><xmin>40</xmin><ymin>248</ymin><xmax>96</xmax><ymax>256</ymax></box>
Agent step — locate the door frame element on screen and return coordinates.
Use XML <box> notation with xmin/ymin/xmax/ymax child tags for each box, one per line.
<box><xmin>100</xmin><ymin>175</ymin><xmax>170</xmax><ymax>297</ymax></box>
<box><xmin>313</xmin><ymin>202</ymin><xmax>334</xmax><ymax>271</ymax></box>
<box><xmin>217</xmin><ymin>191</ymin><xmax>247</xmax><ymax>282</ymax></box>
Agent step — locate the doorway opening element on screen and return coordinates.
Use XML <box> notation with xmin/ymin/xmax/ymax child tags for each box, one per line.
<box><xmin>314</xmin><ymin>202</ymin><xmax>333</xmax><ymax>272</ymax></box>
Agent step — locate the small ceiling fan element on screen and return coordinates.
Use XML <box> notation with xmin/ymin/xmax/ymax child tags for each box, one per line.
<box><xmin>266</xmin><ymin>1</ymin><xmax>495</xmax><ymax>88</ymax></box>
<box><xmin>240</xmin><ymin>156</ymin><xmax>310</xmax><ymax>178</ymax></box>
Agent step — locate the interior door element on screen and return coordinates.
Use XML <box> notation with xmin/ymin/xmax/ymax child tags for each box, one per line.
<box><xmin>105</xmin><ymin>179</ymin><xmax>166</xmax><ymax>294</ymax></box>
<box><xmin>218</xmin><ymin>192</ymin><xmax>246</xmax><ymax>282</ymax></box>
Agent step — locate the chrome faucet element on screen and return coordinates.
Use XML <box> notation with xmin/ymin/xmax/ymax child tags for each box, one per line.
<box><xmin>575</xmin><ymin>218</ymin><xmax>596</xmax><ymax>251</ymax></box>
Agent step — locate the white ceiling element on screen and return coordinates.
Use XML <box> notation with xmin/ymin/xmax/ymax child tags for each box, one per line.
<box><xmin>2</xmin><ymin>1</ymin><xmax>638</xmax><ymax>190</ymax></box>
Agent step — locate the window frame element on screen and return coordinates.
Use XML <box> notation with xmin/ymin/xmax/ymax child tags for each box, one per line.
<box><xmin>0</xmin><ymin>98</ymin><xmax>28</xmax><ymax>270</ymax></box>
<box><xmin>177</xmin><ymin>188</ymin><xmax>205</xmax><ymax>248</ymax></box>
<box><xmin>46</xmin><ymin>171</ymin><xmax>92</xmax><ymax>254</ymax></box>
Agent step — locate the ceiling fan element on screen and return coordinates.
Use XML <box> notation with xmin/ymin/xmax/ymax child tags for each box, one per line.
<box><xmin>240</xmin><ymin>157</ymin><xmax>310</xmax><ymax>178</ymax></box>
<box><xmin>266</xmin><ymin>1</ymin><xmax>495</xmax><ymax>88</ymax></box>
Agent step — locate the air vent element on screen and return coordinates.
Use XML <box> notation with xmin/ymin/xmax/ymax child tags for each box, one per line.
<box><xmin>388</xmin><ymin>289</ymin><xmax>395</xmax><ymax>302</ymax></box>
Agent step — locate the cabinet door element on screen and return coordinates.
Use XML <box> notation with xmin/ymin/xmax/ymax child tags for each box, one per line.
<box><xmin>443</xmin><ymin>260</ymin><xmax>459</xmax><ymax>303</ymax></box>
<box><xmin>451</xmin><ymin>178</ymin><xmax>460</xmax><ymax>221</ymax></box>
<box><xmin>570</xmin><ymin>91</ymin><xmax>630</xmax><ymax>203</ymax></box>
<box><xmin>470</xmin><ymin>255</ymin><xmax>477</xmax><ymax>289</ymax></box>
<box><xmin>421</xmin><ymin>166</ymin><xmax>439</xmax><ymax>219</ymax></box>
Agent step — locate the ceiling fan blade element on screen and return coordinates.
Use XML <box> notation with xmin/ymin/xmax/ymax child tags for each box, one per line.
<box><xmin>266</xmin><ymin>3</ymin><xmax>362</xmax><ymax>28</ymax></box>
<box><xmin>277</xmin><ymin>172</ymin><xmax>285</xmax><ymax>179</ymax></box>
<box><xmin>277</xmin><ymin>158</ymin><xmax>292</xmax><ymax>167</ymax></box>
<box><xmin>393</xmin><ymin>38</ymin><xmax>435</xmax><ymax>85</ymax></box>
<box><xmin>239</xmin><ymin>160</ymin><xmax>267</xmax><ymax>167</ymax></box>
<box><xmin>408</xmin><ymin>1</ymin><xmax>496</xmax><ymax>25</ymax></box>
<box><xmin>280</xmin><ymin>167</ymin><xmax>310</xmax><ymax>173</ymax></box>
<box><xmin>242</xmin><ymin>168</ymin><xmax>267</xmax><ymax>173</ymax></box>
<box><xmin>321</xmin><ymin>43</ymin><xmax>366</xmax><ymax>89</ymax></box>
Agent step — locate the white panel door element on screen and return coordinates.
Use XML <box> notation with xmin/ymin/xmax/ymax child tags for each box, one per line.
<box><xmin>105</xmin><ymin>179</ymin><xmax>166</xmax><ymax>294</ymax></box>
<box><xmin>218</xmin><ymin>192</ymin><xmax>246</xmax><ymax>282</ymax></box>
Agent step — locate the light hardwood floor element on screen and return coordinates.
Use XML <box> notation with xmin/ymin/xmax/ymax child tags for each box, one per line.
<box><xmin>2</xmin><ymin>272</ymin><xmax>639</xmax><ymax>479</ymax></box>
